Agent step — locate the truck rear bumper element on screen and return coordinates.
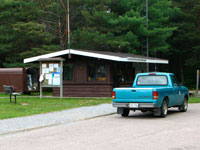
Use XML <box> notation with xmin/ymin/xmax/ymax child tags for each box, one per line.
<box><xmin>112</xmin><ymin>103</ymin><xmax>157</xmax><ymax>109</ymax></box>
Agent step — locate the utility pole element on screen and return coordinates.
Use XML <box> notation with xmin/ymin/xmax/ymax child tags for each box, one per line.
<box><xmin>61</xmin><ymin>0</ymin><xmax>71</xmax><ymax>57</ymax></box>
<box><xmin>67</xmin><ymin>0</ymin><xmax>71</xmax><ymax>58</ymax></box>
<box><xmin>146</xmin><ymin>0</ymin><xmax>149</xmax><ymax>72</ymax></box>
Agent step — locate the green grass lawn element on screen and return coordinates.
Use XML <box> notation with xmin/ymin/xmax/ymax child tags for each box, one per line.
<box><xmin>189</xmin><ymin>96</ymin><xmax>200</xmax><ymax>103</ymax></box>
<box><xmin>0</xmin><ymin>93</ymin><xmax>11</xmax><ymax>97</ymax></box>
<box><xmin>0</xmin><ymin>95</ymin><xmax>199</xmax><ymax>120</ymax></box>
<box><xmin>0</xmin><ymin>91</ymin><xmax>52</xmax><ymax>97</ymax></box>
<box><xmin>0</xmin><ymin>97</ymin><xmax>112</xmax><ymax>119</ymax></box>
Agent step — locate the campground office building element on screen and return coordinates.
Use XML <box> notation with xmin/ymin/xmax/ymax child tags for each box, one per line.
<box><xmin>24</xmin><ymin>49</ymin><xmax>168</xmax><ymax>97</ymax></box>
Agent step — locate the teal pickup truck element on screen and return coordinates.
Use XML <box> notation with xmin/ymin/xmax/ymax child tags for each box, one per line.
<box><xmin>112</xmin><ymin>72</ymin><xmax>189</xmax><ymax>118</ymax></box>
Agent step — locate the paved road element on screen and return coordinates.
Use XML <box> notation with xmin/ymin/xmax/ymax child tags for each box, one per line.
<box><xmin>1</xmin><ymin>104</ymin><xmax>200</xmax><ymax>150</ymax></box>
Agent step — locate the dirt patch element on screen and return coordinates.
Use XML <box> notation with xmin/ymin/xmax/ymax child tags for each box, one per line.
<box><xmin>21</xmin><ymin>103</ymin><xmax>28</xmax><ymax>106</ymax></box>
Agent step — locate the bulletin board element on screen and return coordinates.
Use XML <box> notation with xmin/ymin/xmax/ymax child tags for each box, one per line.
<box><xmin>40</xmin><ymin>62</ymin><xmax>61</xmax><ymax>86</ymax></box>
<box><xmin>39</xmin><ymin>58</ymin><xmax>64</xmax><ymax>98</ymax></box>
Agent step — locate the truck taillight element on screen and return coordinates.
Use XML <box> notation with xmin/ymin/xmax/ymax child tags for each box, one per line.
<box><xmin>153</xmin><ymin>91</ymin><xmax>158</xmax><ymax>99</ymax></box>
<box><xmin>112</xmin><ymin>91</ymin><xmax>116</xmax><ymax>99</ymax></box>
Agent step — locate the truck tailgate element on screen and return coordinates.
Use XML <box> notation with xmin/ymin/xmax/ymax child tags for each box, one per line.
<box><xmin>114</xmin><ymin>88</ymin><xmax>154</xmax><ymax>103</ymax></box>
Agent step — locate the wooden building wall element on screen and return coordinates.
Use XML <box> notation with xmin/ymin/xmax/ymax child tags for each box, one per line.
<box><xmin>53</xmin><ymin>55</ymin><xmax>142</xmax><ymax>97</ymax></box>
<box><xmin>53</xmin><ymin>84</ymin><xmax>113</xmax><ymax>97</ymax></box>
<box><xmin>53</xmin><ymin>56</ymin><xmax>113</xmax><ymax>97</ymax></box>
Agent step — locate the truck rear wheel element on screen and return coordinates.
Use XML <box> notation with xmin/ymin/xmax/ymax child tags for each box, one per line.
<box><xmin>160</xmin><ymin>100</ymin><xmax>168</xmax><ymax>118</ymax></box>
<box><xmin>121</xmin><ymin>108</ymin><xmax>130</xmax><ymax>117</ymax></box>
<box><xmin>179</xmin><ymin>96</ymin><xmax>188</xmax><ymax>112</ymax></box>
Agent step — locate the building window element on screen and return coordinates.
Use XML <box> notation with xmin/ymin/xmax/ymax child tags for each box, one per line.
<box><xmin>119</xmin><ymin>63</ymin><xmax>134</xmax><ymax>82</ymax></box>
<box><xmin>88</xmin><ymin>62</ymin><xmax>107</xmax><ymax>81</ymax></box>
<box><xmin>63</xmin><ymin>64</ymin><xmax>73</xmax><ymax>81</ymax></box>
<box><xmin>113</xmin><ymin>63</ymin><xmax>135</xmax><ymax>83</ymax></box>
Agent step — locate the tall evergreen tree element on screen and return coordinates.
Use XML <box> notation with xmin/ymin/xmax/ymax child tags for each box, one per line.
<box><xmin>0</xmin><ymin>0</ymin><xmax>59</xmax><ymax>67</ymax></box>
<box><xmin>71</xmin><ymin>0</ymin><xmax>178</xmax><ymax>57</ymax></box>
<box><xmin>169</xmin><ymin>0</ymin><xmax>200</xmax><ymax>85</ymax></box>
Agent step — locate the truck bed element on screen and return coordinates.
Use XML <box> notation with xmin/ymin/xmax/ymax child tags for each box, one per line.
<box><xmin>113</xmin><ymin>87</ymin><xmax>154</xmax><ymax>103</ymax></box>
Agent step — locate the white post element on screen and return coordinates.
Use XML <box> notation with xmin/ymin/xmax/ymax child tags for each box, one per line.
<box><xmin>40</xmin><ymin>61</ymin><xmax>42</xmax><ymax>99</ymax></box>
<box><xmin>60</xmin><ymin>60</ymin><xmax>63</xmax><ymax>99</ymax></box>
<box><xmin>197</xmin><ymin>70</ymin><xmax>199</xmax><ymax>94</ymax></box>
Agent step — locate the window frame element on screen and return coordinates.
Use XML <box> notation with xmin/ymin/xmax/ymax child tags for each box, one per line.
<box><xmin>87</xmin><ymin>62</ymin><xmax>108</xmax><ymax>82</ymax></box>
<box><xmin>136</xmin><ymin>75</ymin><xmax>168</xmax><ymax>86</ymax></box>
<box><xmin>63</xmin><ymin>63</ymin><xmax>74</xmax><ymax>81</ymax></box>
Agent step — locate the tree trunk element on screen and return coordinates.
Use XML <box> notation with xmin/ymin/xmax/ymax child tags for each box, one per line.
<box><xmin>58</xmin><ymin>17</ymin><xmax>65</xmax><ymax>49</ymax></box>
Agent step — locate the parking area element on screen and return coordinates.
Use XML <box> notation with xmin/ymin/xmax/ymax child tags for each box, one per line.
<box><xmin>1</xmin><ymin>104</ymin><xmax>200</xmax><ymax>150</ymax></box>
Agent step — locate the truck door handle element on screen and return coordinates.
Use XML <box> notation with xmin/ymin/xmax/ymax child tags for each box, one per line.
<box><xmin>132</xmin><ymin>90</ymin><xmax>136</xmax><ymax>92</ymax></box>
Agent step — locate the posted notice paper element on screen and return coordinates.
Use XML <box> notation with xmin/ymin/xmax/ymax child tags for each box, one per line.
<box><xmin>46</xmin><ymin>74</ymin><xmax>52</xmax><ymax>80</ymax></box>
<box><xmin>42</xmin><ymin>64</ymin><xmax>47</xmax><ymax>68</ymax></box>
<box><xmin>49</xmin><ymin>64</ymin><xmax>54</xmax><ymax>72</ymax></box>
<box><xmin>53</xmin><ymin>78</ymin><xmax>60</xmax><ymax>85</ymax></box>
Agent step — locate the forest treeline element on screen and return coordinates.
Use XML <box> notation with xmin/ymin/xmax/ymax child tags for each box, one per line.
<box><xmin>0</xmin><ymin>0</ymin><xmax>200</xmax><ymax>88</ymax></box>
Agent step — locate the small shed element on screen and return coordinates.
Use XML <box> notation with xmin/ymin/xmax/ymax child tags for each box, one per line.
<box><xmin>0</xmin><ymin>68</ymin><xmax>26</xmax><ymax>92</ymax></box>
<box><xmin>24</xmin><ymin>49</ymin><xmax>168</xmax><ymax>97</ymax></box>
<box><xmin>0</xmin><ymin>68</ymin><xmax>39</xmax><ymax>93</ymax></box>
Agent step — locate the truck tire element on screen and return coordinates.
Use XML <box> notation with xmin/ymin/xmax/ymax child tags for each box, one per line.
<box><xmin>179</xmin><ymin>96</ymin><xmax>188</xmax><ymax>112</ymax></box>
<box><xmin>160</xmin><ymin>100</ymin><xmax>168</xmax><ymax>118</ymax></box>
<box><xmin>121</xmin><ymin>108</ymin><xmax>130</xmax><ymax>117</ymax></box>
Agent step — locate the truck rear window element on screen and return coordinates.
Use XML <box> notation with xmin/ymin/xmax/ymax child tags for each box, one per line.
<box><xmin>137</xmin><ymin>75</ymin><xmax>168</xmax><ymax>85</ymax></box>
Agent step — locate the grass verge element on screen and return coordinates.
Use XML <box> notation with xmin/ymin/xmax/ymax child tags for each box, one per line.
<box><xmin>0</xmin><ymin>91</ymin><xmax>52</xmax><ymax>97</ymax></box>
<box><xmin>0</xmin><ymin>97</ymin><xmax>112</xmax><ymax>119</ymax></box>
<box><xmin>0</xmin><ymin>96</ymin><xmax>199</xmax><ymax>120</ymax></box>
<box><xmin>189</xmin><ymin>96</ymin><xmax>200</xmax><ymax>103</ymax></box>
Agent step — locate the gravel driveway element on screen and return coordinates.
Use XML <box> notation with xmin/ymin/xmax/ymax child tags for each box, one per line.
<box><xmin>0</xmin><ymin>104</ymin><xmax>200</xmax><ymax>150</ymax></box>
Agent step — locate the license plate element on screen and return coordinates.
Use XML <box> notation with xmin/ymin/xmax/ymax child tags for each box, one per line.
<box><xmin>129</xmin><ymin>103</ymin><xmax>139</xmax><ymax>108</ymax></box>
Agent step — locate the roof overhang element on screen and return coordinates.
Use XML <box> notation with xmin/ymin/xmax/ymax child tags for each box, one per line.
<box><xmin>24</xmin><ymin>49</ymin><xmax>168</xmax><ymax>64</ymax></box>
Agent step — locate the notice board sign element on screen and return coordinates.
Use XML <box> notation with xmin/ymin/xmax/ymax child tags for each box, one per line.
<box><xmin>39</xmin><ymin>58</ymin><xmax>64</xmax><ymax>98</ymax></box>
<box><xmin>40</xmin><ymin>62</ymin><xmax>61</xmax><ymax>86</ymax></box>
